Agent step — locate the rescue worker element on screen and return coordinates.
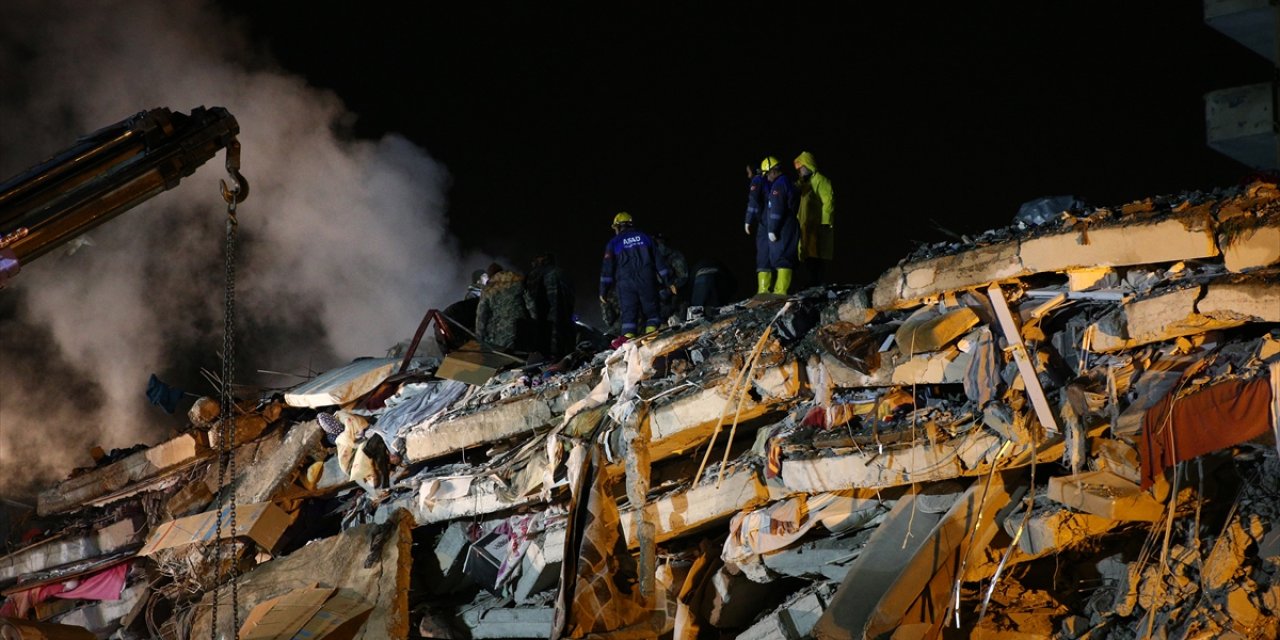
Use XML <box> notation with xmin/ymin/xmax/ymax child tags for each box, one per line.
<box><xmin>525</xmin><ymin>252</ymin><xmax>575</xmax><ymax>360</ymax></box>
<box><xmin>794</xmin><ymin>151</ymin><xmax>836</xmax><ymax>287</ymax></box>
<box><xmin>599</xmin><ymin>212</ymin><xmax>672</xmax><ymax>338</ymax></box>
<box><xmin>654</xmin><ymin>232</ymin><xmax>689</xmax><ymax>323</ymax></box>
<box><xmin>743</xmin><ymin>163</ymin><xmax>769</xmax><ymax>293</ymax></box>
<box><xmin>475</xmin><ymin>264</ymin><xmax>536</xmax><ymax>352</ymax></box>
<box><xmin>746</xmin><ymin>156</ymin><xmax>799</xmax><ymax>295</ymax></box>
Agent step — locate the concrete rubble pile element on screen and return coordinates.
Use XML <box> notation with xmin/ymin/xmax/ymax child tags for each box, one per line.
<box><xmin>1</xmin><ymin>180</ymin><xmax>1278</xmax><ymax>639</ymax></box>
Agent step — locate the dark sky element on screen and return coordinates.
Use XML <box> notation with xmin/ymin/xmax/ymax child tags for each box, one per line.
<box><xmin>217</xmin><ymin>2</ymin><xmax>1269</xmax><ymax>309</ymax></box>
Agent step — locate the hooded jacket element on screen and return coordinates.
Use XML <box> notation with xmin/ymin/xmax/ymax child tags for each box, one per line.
<box><xmin>794</xmin><ymin>151</ymin><xmax>836</xmax><ymax>261</ymax></box>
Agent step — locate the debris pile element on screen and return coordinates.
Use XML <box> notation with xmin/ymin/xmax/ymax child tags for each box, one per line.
<box><xmin>1</xmin><ymin>181</ymin><xmax>1278</xmax><ymax>638</ymax></box>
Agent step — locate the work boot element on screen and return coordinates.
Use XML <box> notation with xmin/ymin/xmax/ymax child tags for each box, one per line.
<box><xmin>643</xmin><ymin>325</ymin><xmax>657</xmax><ymax>335</ymax></box>
<box><xmin>756</xmin><ymin>271</ymin><xmax>773</xmax><ymax>295</ymax></box>
<box><xmin>773</xmin><ymin>268</ymin><xmax>792</xmax><ymax>295</ymax></box>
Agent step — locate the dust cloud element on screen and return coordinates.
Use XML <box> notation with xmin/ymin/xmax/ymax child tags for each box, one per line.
<box><xmin>0</xmin><ymin>0</ymin><xmax>481</xmax><ymax>496</ymax></box>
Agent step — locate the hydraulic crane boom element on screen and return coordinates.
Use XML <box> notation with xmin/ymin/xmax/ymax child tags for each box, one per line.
<box><xmin>0</xmin><ymin>106</ymin><xmax>246</xmax><ymax>285</ymax></box>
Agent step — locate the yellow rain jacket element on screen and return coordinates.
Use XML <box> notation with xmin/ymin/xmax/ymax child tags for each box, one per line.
<box><xmin>794</xmin><ymin>151</ymin><xmax>835</xmax><ymax>261</ymax></box>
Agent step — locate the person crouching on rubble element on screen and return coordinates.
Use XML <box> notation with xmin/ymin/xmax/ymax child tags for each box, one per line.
<box><xmin>599</xmin><ymin>212</ymin><xmax>673</xmax><ymax>340</ymax></box>
<box><xmin>746</xmin><ymin>156</ymin><xmax>800</xmax><ymax>295</ymax></box>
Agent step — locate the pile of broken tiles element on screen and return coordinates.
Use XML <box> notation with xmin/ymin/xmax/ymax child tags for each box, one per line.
<box><xmin>1</xmin><ymin>180</ymin><xmax>1278</xmax><ymax>639</ymax></box>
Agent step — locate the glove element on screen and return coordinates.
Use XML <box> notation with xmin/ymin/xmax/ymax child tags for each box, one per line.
<box><xmin>768</xmin><ymin>232</ymin><xmax>778</xmax><ymax>242</ymax></box>
<box><xmin>744</xmin><ymin>223</ymin><xmax>751</xmax><ymax>236</ymax></box>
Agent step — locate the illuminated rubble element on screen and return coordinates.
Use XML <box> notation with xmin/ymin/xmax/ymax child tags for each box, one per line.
<box><xmin>1</xmin><ymin>182</ymin><xmax>1278</xmax><ymax>638</ymax></box>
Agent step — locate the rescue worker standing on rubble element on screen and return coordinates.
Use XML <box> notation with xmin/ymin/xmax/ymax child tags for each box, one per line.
<box><xmin>745</xmin><ymin>156</ymin><xmax>800</xmax><ymax>295</ymax></box>
<box><xmin>794</xmin><ymin>151</ymin><xmax>836</xmax><ymax>288</ymax></box>
<box><xmin>653</xmin><ymin>231</ymin><xmax>689</xmax><ymax>323</ymax></box>
<box><xmin>599</xmin><ymin>212</ymin><xmax>673</xmax><ymax>338</ymax></box>
<box><xmin>475</xmin><ymin>264</ymin><xmax>536</xmax><ymax>352</ymax></box>
<box><xmin>525</xmin><ymin>252</ymin><xmax>575</xmax><ymax>360</ymax></box>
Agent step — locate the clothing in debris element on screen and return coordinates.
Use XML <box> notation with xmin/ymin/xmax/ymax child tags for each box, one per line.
<box><xmin>794</xmin><ymin>151</ymin><xmax>835</xmax><ymax>287</ymax></box>
<box><xmin>525</xmin><ymin>253</ymin><xmax>576</xmax><ymax>359</ymax></box>
<box><xmin>475</xmin><ymin>269</ymin><xmax>536</xmax><ymax>351</ymax></box>
<box><xmin>1139</xmin><ymin>376</ymin><xmax>1274</xmax><ymax>489</ymax></box>
<box><xmin>599</xmin><ymin>217</ymin><xmax>670</xmax><ymax>336</ymax></box>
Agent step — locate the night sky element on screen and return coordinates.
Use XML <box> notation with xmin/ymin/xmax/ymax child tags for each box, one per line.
<box><xmin>216</xmin><ymin>2</ymin><xmax>1268</xmax><ymax>312</ymax></box>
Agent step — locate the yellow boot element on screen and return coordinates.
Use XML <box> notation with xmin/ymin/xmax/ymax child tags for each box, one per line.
<box><xmin>756</xmin><ymin>271</ymin><xmax>773</xmax><ymax>295</ymax></box>
<box><xmin>773</xmin><ymin>268</ymin><xmax>792</xmax><ymax>295</ymax></box>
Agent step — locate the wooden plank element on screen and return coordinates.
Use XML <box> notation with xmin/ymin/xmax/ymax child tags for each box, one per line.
<box><xmin>988</xmin><ymin>284</ymin><xmax>1062</xmax><ymax>434</ymax></box>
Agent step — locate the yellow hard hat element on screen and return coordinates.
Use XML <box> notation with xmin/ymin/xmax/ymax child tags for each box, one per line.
<box><xmin>761</xmin><ymin>156</ymin><xmax>780</xmax><ymax>173</ymax></box>
<box><xmin>612</xmin><ymin>211</ymin><xmax>633</xmax><ymax>227</ymax></box>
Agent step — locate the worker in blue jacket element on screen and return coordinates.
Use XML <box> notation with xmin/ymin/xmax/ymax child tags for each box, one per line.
<box><xmin>599</xmin><ymin>212</ymin><xmax>672</xmax><ymax>338</ymax></box>
<box><xmin>745</xmin><ymin>156</ymin><xmax>799</xmax><ymax>294</ymax></box>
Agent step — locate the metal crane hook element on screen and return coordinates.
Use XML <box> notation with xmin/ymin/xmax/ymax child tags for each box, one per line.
<box><xmin>219</xmin><ymin>138</ymin><xmax>249</xmax><ymax>208</ymax></box>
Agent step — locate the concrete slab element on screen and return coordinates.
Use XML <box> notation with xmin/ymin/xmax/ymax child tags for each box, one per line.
<box><xmin>37</xmin><ymin>433</ymin><xmax>209</xmax><ymax>516</ymax></box>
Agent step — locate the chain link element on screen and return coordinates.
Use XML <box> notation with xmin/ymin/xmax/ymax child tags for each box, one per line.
<box><xmin>212</xmin><ymin>169</ymin><xmax>241</xmax><ymax>640</ymax></box>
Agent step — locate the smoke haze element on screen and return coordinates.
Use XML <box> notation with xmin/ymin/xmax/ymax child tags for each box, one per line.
<box><xmin>0</xmin><ymin>0</ymin><xmax>478</xmax><ymax>496</ymax></box>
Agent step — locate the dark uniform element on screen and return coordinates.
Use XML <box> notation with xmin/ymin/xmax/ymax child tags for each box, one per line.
<box><xmin>525</xmin><ymin>256</ymin><xmax>575</xmax><ymax>359</ymax></box>
<box><xmin>763</xmin><ymin>172</ymin><xmax>800</xmax><ymax>271</ymax></box>
<box><xmin>600</xmin><ymin>228</ymin><xmax>670</xmax><ymax>336</ymax></box>
<box><xmin>744</xmin><ymin>172</ymin><xmax>771</xmax><ymax>272</ymax></box>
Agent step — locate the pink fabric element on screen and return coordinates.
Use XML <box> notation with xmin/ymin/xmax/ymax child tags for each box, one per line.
<box><xmin>0</xmin><ymin>582</ymin><xmax>68</xmax><ymax>618</ymax></box>
<box><xmin>54</xmin><ymin>561</ymin><xmax>130</xmax><ymax>601</ymax></box>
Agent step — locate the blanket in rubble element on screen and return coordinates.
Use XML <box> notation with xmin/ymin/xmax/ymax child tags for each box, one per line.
<box><xmin>557</xmin><ymin>447</ymin><xmax>648</xmax><ymax>638</ymax></box>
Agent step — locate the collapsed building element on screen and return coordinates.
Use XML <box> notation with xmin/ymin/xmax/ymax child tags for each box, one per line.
<box><xmin>0</xmin><ymin>180</ymin><xmax>1278</xmax><ymax>639</ymax></box>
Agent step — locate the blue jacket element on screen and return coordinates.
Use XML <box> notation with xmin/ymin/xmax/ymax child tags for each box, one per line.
<box><xmin>600</xmin><ymin>228</ymin><xmax>670</xmax><ymax>297</ymax></box>
<box><xmin>765</xmin><ymin>173</ymin><xmax>799</xmax><ymax>235</ymax></box>
<box><xmin>744</xmin><ymin>173</ymin><xmax>769</xmax><ymax>225</ymax></box>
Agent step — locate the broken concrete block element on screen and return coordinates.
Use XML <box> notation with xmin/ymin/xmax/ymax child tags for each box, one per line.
<box><xmin>0</xmin><ymin>516</ymin><xmax>141</xmax><ymax>583</ymax></box>
<box><xmin>139</xmin><ymin>501</ymin><xmax>293</xmax><ymax>556</ymax></box>
<box><xmin>283</xmin><ymin>357</ymin><xmax>399</xmax><ymax>408</ymax></box>
<box><xmin>1221</xmin><ymin>223</ymin><xmax>1280</xmax><ymax>272</ymax></box>
<box><xmin>37</xmin><ymin>433</ymin><xmax>209</xmax><ymax>516</ymax></box>
<box><xmin>231</xmin><ymin>421</ymin><xmax>325</xmax><ymax>506</ymax></box>
<box><xmin>1203</xmin><ymin>520</ymin><xmax>1253</xmax><ymax>591</ymax></box>
<box><xmin>1090</xmin><ymin>280</ymin><xmax>1278</xmax><ymax>352</ymax></box>
<box><xmin>1047</xmin><ymin>470</ymin><xmax>1164</xmax><ymax>522</ymax></box>
<box><xmin>190</xmin><ymin>513</ymin><xmax>413</xmax><ymax>640</ymax></box>
<box><xmin>459</xmin><ymin>601</ymin><xmax>554</xmax><ymax>639</ymax></box>
<box><xmin>1067</xmin><ymin>266</ymin><xmax>1115</xmax><ymax>291</ymax></box>
<box><xmin>780</xmin><ymin>427</ymin><xmax>1007</xmax><ymax>493</ymax></box>
<box><xmin>412</xmin><ymin>473</ymin><xmax>545</xmax><ymax>525</ymax></box>
<box><xmin>1198</xmin><ymin>280</ymin><xmax>1280</xmax><ymax>323</ymax></box>
<box><xmin>513</xmin><ymin>526</ymin><xmax>565</xmax><ymax>603</ymax></box>
<box><xmin>620</xmin><ymin>466</ymin><xmax>775</xmax><ymax>547</ymax></box>
<box><xmin>645</xmin><ymin>380</ymin><xmax>779</xmax><ymax>462</ymax></box>
<box><xmin>873</xmin><ymin>242</ymin><xmax>1026</xmax><ymax>311</ymax></box>
<box><xmin>1007</xmin><ymin>502</ymin><xmax>1120</xmax><ymax>557</ymax></box>
<box><xmin>405</xmin><ymin>394</ymin><xmax>555</xmax><ymax>463</ymax></box>
<box><xmin>47</xmin><ymin>582</ymin><xmax>147</xmax><ymax>637</ymax></box>
<box><xmin>891</xmin><ymin>347</ymin><xmax>969</xmax><ymax>385</ymax></box>
<box><xmin>1019</xmin><ymin>212</ymin><xmax>1218</xmax><ymax>273</ymax></box>
<box><xmin>812</xmin><ymin>484</ymin><xmax>960</xmax><ymax>639</ymax></box>
<box><xmin>894</xmin><ymin>307</ymin><xmax>980</xmax><ymax>354</ymax></box>
<box><xmin>737</xmin><ymin>585</ymin><xmax>833</xmax><ymax>640</ymax></box>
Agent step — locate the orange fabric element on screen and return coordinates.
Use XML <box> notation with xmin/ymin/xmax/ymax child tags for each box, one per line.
<box><xmin>1140</xmin><ymin>377</ymin><xmax>1273</xmax><ymax>489</ymax></box>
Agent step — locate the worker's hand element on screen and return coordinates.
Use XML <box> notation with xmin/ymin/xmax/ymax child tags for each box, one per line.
<box><xmin>669</xmin><ymin>285</ymin><xmax>678</xmax><ymax>296</ymax></box>
<box><xmin>746</xmin><ymin>165</ymin><xmax>754</xmax><ymax>180</ymax></box>
<box><xmin>768</xmin><ymin>232</ymin><xmax>778</xmax><ymax>242</ymax></box>
<box><xmin>599</xmin><ymin>296</ymin><xmax>607</xmax><ymax>305</ymax></box>
<box><xmin>744</xmin><ymin>223</ymin><xmax>751</xmax><ymax>236</ymax></box>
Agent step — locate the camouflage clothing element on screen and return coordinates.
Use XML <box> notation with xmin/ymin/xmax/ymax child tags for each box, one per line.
<box><xmin>525</xmin><ymin>260</ymin><xmax>575</xmax><ymax>358</ymax></box>
<box><xmin>475</xmin><ymin>271</ymin><xmax>535</xmax><ymax>351</ymax></box>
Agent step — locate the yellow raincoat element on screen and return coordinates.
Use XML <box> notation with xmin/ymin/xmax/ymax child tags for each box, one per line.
<box><xmin>794</xmin><ymin>151</ymin><xmax>835</xmax><ymax>261</ymax></box>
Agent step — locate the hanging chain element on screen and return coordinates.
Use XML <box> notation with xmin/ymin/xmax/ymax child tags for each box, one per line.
<box><xmin>212</xmin><ymin>139</ymin><xmax>247</xmax><ymax>640</ymax></box>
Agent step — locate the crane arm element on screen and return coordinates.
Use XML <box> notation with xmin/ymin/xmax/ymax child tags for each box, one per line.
<box><xmin>0</xmin><ymin>106</ymin><xmax>244</xmax><ymax>285</ymax></box>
